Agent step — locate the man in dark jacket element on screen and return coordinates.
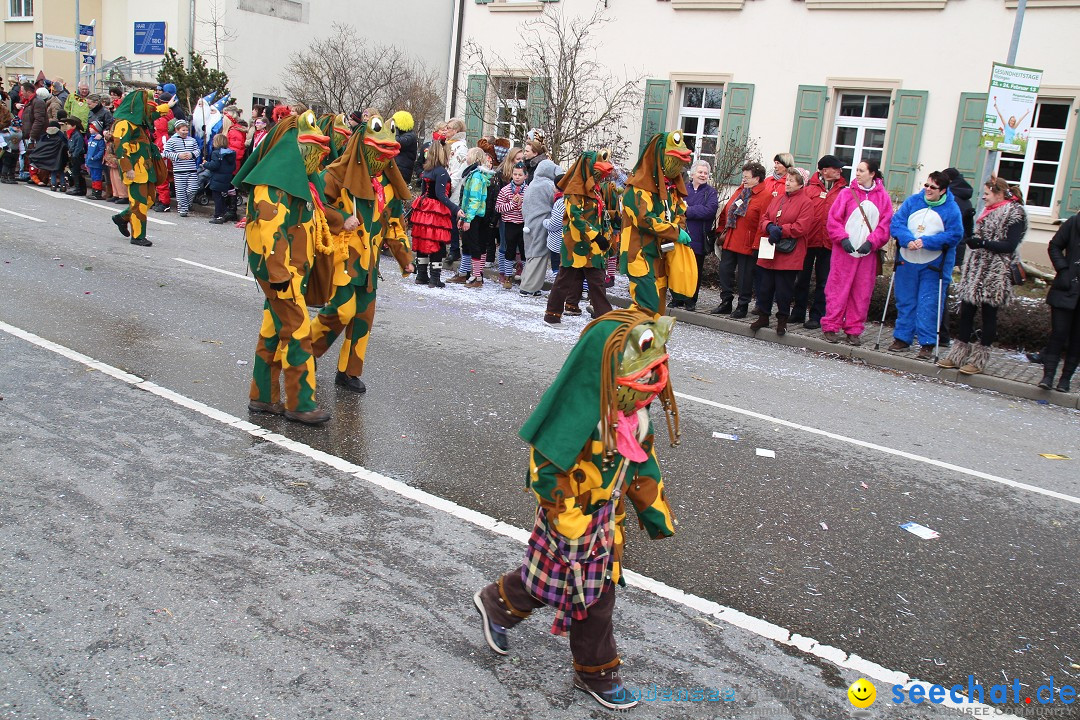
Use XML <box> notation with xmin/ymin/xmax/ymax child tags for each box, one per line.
<box><xmin>22</xmin><ymin>84</ymin><xmax>49</xmax><ymax>144</ymax></box>
<box><xmin>391</xmin><ymin>110</ymin><xmax>417</xmax><ymax>184</ymax></box>
<box><xmin>87</xmin><ymin>94</ymin><xmax>114</xmax><ymax>131</ymax></box>
<box><xmin>941</xmin><ymin>167</ymin><xmax>976</xmax><ymax>346</ymax></box>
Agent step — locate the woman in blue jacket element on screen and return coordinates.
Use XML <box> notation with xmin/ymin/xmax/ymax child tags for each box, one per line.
<box><xmin>204</xmin><ymin>132</ymin><xmax>236</xmax><ymax>224</ymax></box>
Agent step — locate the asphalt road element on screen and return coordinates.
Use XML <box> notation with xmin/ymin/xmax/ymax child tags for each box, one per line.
<box><xmin>1</xmin><ymin>182</ymin><xmax>1078</xmax><ymax>719</ymax></box>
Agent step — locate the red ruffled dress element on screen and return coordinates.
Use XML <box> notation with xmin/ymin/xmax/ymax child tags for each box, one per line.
<box><xmin>411</xmin><ymin>167</ymin><xmax>456</xmax><ymax>255</ymax></box>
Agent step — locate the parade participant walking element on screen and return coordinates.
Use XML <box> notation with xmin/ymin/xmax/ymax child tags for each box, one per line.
<box><xmin>821</xmin><ymin>160</ymin><xmax>893</xmax><ymax>344</ymax></box>
<box><xmin>110</xmin><ymin>89</ymin><xmax>169</xmax><ymax>247</ymax></box>
<box><xmin>545</xmin><ymin>150</ymin><xmax>616</xmax><ymax>324</ymax></box>
<box><xmin>620</xmin><ymin>131</ymin><xmax>692</xmax><ymax>316</ymax></box>
<box><xmin>473</xmin><ymin>309</ymin><xmax>678</xmax><ymax>712</ymax></box>
<box><xmin>162</xmin><ymin>120</ymin><xmax>200</xmax><ymax>216</ymax></box>
<box><xmin>752</xmin><ymin>167</ymin><xmax>816</xmax><ymax>336</ymax></box>
<box><xmin>889</xmin><ymin>169</ymin><xmax>964</xmax><ymax>359</ymax></box>
<box><xmin>1039</xmin><ymin>214</ymin><xmax>1080</xmax><ymax>392</ymax></box>
<box><xmin>410</xmin><ymin>133</ymin><xmax>458</xmax><ymax>288</ymax></box>
<box><xmin>712</xmin><ymin>162</ymin><xmax>771</xmax><ymax>318</ymax></box>
<box><xmin>938</xmin><ymin>177</ymin><xmax>1027</xmax><ymax>375</ymax></box>
<box><xmin>791</xmin><ymin>155</ymin><xmax>847</xmax><ymax>329</ymax></box>
<box><xmin>309</xmin><ymin>115</ymin><xmax>414</xmax><ymax>394</ymax></box>
<box><xmin>233</xmin><ymin>112</ymin><xmax>337</xmax><ymax>424</ymax></box>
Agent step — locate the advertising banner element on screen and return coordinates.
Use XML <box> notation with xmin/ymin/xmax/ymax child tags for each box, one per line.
<box><xmin>981</xmin><ymin>62</ymin><xmax>1043</xmax><ymax>154</ymax></box>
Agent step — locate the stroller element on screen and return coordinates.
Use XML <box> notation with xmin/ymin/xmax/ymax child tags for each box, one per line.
<box><xmin>192</xmin><ymin>167</ymin><xmax>212</xmax><ymax>206</ymax></box>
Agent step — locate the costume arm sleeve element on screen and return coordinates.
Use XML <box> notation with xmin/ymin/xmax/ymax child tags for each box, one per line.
<box><xmin>826</xmin><ymin>195</ymin><xmax>850</xmax><ymax>244</ymax></box>
<box><xmin>633</xmin><ymin>189</ymin><xmax>682</xmax><ymax>243</ymax></box>
<box><xmin>920</xmin><ymin>204</ymin><xmax>964</xmax><ymax>250</ymax></box>
<box><xmin>245</xmin><ymin>186</ymin><xmax>293</xmax><ymax>284</ymax></box>
<box><xmin>567</xmin><ymin>196</ymin><xmax>602</xmax><ymax>244</ymax></box>
<box><xmin>983</xmin><ymin>217</ymin><xmax>1026</xmax><ymax>253</ymax></box>
<box><xmin>315</xmin><ymin>174</ymin><xmax>348</xmax><ymax>235</ymax></box>
<box><xmin>890</xmin><ymin>198</ymin><xmax>917</xmax><ymax>246</ymax></box>
<box><xmin>626</xmin><ymin>449</ymin><xmax>676</xmax><ymax>540</ymax></box>
<box><xmin>434</xmin><ymin>171</ymin><xmax>460</xmax><ymax>217</ymax></box>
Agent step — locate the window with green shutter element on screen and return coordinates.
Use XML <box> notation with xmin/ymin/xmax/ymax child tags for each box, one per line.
<box><xmin>949</xmin><ymin>92</ymin><xmax>988</xmax><ymax>186</ymax></box>
<box><xmin>719</xmin><ymin>83</ymin><xmax>755</xmax><ymax>183</ymax></box>
<box><xmin>465</xmin><ymin>74</ymin><xmax>488</xmax><ymax>146</ymax></box>
<box><xmin>790</xmin><ymin>85</ymin><xmax>827</xmax><ymax>169</ymax></box>
<box><xmin>1064</xmin><ymin>112</ymin><xmax>1080</xmax><ymax>218</ymax></box>
<box><xmin>639</xmin><ymin>79</ymin><xmax>671</xmax><ymax>152</ymax></box>
<box><xmin>884</xmin><ymin>90</ymin><xmax>928</xmax><ymax>198</ymax></box>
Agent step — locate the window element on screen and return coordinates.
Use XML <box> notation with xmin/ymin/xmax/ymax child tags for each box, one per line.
<box><xmin>677</xmin><ymin>84</ymin><xmax>723</xmax><ymax>167</ymax></box>
<box><xmin>493</xmin><ymin>77</ymin><xmax>529</xmax><ymax>147</ymax></box>
<box><xmin>9</xmin><ymin>0</ymin><xmax>32</xmax><ymax>18</ymax></box>
<box><xmin>996</xmin><ymin>100</ymin><xmax>1070</xmax><ymax>215</ymax></box>
<box><xmin>251</xmin><ymin>94</ymin><xmax>281</xmax><ymax>110</ymax></box>
<box><xmin>831</xmin><ymin>92</ymin><xmax>890</xmax><ymax>182</ymax></box>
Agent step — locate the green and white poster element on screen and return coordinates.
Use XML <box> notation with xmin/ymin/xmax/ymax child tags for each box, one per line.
<box><xmin>981</xmin><ymin>62</ymin><xmax>1043</xmax><ymax>154</ymax></box>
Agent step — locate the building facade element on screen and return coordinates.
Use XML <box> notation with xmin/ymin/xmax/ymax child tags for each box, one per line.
<box><xmin>3</xmin><ymin>0</ymin><xmax>454</xmax><ymax>120</ymax></box>
<box><xmin>459</xmin><ymin>0</ymin><xmax>1080</xmax><ymax>260</ymax></box>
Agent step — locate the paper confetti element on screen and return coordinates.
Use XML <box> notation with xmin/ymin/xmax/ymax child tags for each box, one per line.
<box><xmin>901</xmin><ymin>522</ymin><xmax>939</xmax><ymax>540</ymax></box>
<box><xmin>1039</xmin><ymin>454</ymin><xmax>1070</xmax><ymax>460</ymax></box>
<box><xmin>712</xmin><ymin>432</ymin><xmax>739</xmax><ymax>441</ymax></box>
<box><xmin>755</xmin><ymin>448</ymin><xmax>776</xmax><ymax>458</ymax></box>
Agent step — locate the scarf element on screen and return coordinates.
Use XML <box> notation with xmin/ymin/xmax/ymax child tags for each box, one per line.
<box><xmin>925</xmin><ymin>193</ymin><xmax>947</xmax><ymax>208</ymax></box>
<box><xmin>977</xmin><ymin>198</ymin><xmax>1010</xmax><ymax>223</ymax></box>
<box><xmin>726</xmin><ymin>186</ymin><xmax>752</xmax><ymax>229</ymax></box>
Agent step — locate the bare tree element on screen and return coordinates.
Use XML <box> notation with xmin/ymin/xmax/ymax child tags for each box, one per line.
<box><xmin>711</xmin><ymin>130</ymin><xmax>762</xmax><ymax>205</ymax></box>
<box><xmin>280</xmin><ymin>23</ymin><xmax>444</xmax><ymax>130</ymax></box>
<box><xmin>464</xmin><ymin>3</ymin><xmax>641</xmax><ymax>165</ymax></box>
<box><xmin>197</xmin><ymin>0</ymin><xmax>238</xmax><ymax>72</ymax></box>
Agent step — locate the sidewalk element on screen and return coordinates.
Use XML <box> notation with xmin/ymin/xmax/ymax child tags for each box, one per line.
<box><xmin>603</xmin><ymin>281</ymin><xmax>1080</xmax><ymax>411</ymax></box>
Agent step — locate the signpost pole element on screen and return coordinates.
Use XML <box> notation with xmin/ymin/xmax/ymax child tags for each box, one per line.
<box><xmin>976</xmin><ymin>0</ymin><xmax>1027</xmax><ymax>215</ymax></box>
<box><xmin>74</xmin><ymin>0</ymin><xmax>81</xmax><ymax>86</ymax></box>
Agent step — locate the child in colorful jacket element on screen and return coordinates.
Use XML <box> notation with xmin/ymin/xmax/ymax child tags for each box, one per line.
<box><xmin>85</xmin><ymin>121</ymin><xmax>106</xmax><ymax>199</ymax></box>
<box><xmin>448</xmin><ymin>147</ymin><xmax>495</xmax><ymax>288</ymax></box>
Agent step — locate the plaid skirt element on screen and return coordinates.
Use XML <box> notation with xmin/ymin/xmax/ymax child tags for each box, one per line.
<box><xmin>522</xmin><ymin>496</ymin><xmax>616</xmax><ymax>636</ymax></box>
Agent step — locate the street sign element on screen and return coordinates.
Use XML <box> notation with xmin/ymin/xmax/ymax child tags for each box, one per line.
<box><xmin>34</xmin><ymin>33</ymin><xmax>78</xmax><ymax>52</ymax></box>
<box><xmin>133</xmin><ymin>21</ymin><xmax>167</xmax><ymax>55</ymax></box>
<box><xmin>79</xmin><ymin>23</ymin><xmax>95</xmax><ymax>37</ymax></box>
<box><xmin>83</xmin><ymin>54</ymin><xmax>96</xmax><ymax>66</ymax></box>
<box><xmin>79</xmin><ymin>41</ymin><xmax>88</xmax><ymax>53</ymax></box>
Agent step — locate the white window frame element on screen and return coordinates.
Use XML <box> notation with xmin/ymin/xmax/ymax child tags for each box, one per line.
<box><xmin>251</xmin><ymin>94</ymin><xmax>281</xmax><ymax>110</ymax></box>
<box><xmin>676</xmin><ymin>83</ymin><xmax>724</xmax><ymax>168</ymax></box>
<box><xmin>491</xmin><ymin>76</ymin><xmax>529</xmax><ymax>147</ymax></box>
<box><xmin>994</xmin><ymin>100</ymin><xmax>1071</xmax><ymax>217</ymax></box>
<box><xmin>831</xmin><ymin>91</ymin><xmax>890</xmax><ymax>182</ymax></box>
<box><xmin>9</xmin><ymin>0</ymin><xmax>32</xmax><ymax>18</ymax></box>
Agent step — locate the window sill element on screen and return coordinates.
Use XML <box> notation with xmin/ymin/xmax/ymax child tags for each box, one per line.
<box><xmin>1006</xmin><ymin>0</ymin><xmax>1080</xmax><ymax>7</ymax></box>
<box><xmin>5</xmin><ymin>17</ymin><xmax>34</xmax><ymax>22</ymax></box>
<box><xmin>671</xmin><ymin>0</ymin><xmax>745</xmax><ymax>9</ymax></box>
<box><xmin>488</xmin><ymin>2</ymin><xmax>544</xmax><ymax>11</ymax></box>
<box><xmin>804</xmin><ymin>0</ymin><xmax>946</xmax><ymax>8</ymax></box>
<box><xmin>1029</xmin><ymin>215</ymin><xmax>1064</xmax><ymax>233</ymax></box>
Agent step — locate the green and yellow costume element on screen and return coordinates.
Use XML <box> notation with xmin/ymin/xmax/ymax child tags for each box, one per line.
<box><xmin>545</xmin><ymin>149</ymin><xmax>615</xmax><ymax>322</ymax></box>
<box><xmin>619</xmin><ymin>132</ymin><xmax>692</xmax><ymax>316</ymax></box>
<box><xmin>111</xmin><ymin>90</ymin><xmax>169</xmax><ymax>245</ymax></box>
<box><xmin>475</xmin><ymin>310</ymin><xmax>679</xmax><ymax>708</ymax></box>
<box><xmin>309</xmin><ymin>115</ymin><xmax>412</xmax><ymax>384</ymax></box>
<box><xmin>233</xmin><ymin>112</ymin><xmax>339</xmax><ymax>416</ymax></box>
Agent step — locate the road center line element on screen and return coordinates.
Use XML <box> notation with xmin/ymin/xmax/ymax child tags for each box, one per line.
<box><xmin>175</xmin><ymin>257</ymin><xmax>255</xmax><ymax>282</ymax></box>
<box><xmin>0</xmin><ymin>207</ymin><xmax>45</xmax><ymax>222</ymax></box>
<box><xmin>26</xmin><ymin>185</ymin><xmax>175</xmax><ymax>225</ymax></box>
<box><xmin>0</xmin><ymin>318</ymin><xmax>1018</xmax><ymax>719</ymax></box>
<box><xmin>676</xmin><ymin>391</ymin><xmax>1080</xmax><ymax>507</ymax></box>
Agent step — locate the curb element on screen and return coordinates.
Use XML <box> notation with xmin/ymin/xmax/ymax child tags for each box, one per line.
<box><xmin>606</xmin><ymin>296</ymin><xmax>1080</xmax><ymax>411</ymax></box>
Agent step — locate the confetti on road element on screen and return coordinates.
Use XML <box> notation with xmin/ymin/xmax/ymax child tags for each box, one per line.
<box><xmin>755</xmin><ymin>448</ymin><xmax>776</xmax><ymax>458</ymax></box>
<box><xmin>819</xmin><ymin>522</ymin><xmax>828</xmax><ymax>531</ymax></box>
<box><xmin>712</xmin><ymin>432</ymin><xmax>739</xmax><ymax>441</ymax></box>
<box><xmin>901</xmin><ymin>522</ymin><xmax>940</xmax><ymax>540</ymax></box>
<box><xmin>860</xmin><ymin>482</ymin><xmax>869</xmax><ymax>489</ymax></box>
<box><xmin>1039</xmin><ymin>453</ymin><xmax>1070</xmax><ymax>460</ymax></box>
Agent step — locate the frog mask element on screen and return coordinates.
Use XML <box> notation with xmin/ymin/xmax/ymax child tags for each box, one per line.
<box><xmin>362</xmin><ymin>115</ymin><xmax>401</xmax><ymax>175</ymax></box>
<box><xmin>296</xmin><ymin>110</ymin><xmax>330</xmax><ymax>175</ymax></box>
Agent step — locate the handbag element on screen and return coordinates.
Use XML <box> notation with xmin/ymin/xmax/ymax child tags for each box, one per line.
<box><xmin>522</xmin><ymin>460</ymin><xmax>628</xmax><ymax>636</ymax></box>
<box><xmin>1009</xmin><ymin>260</ymin><xmax>1027</xmax><ymax>286</ymax></box>
<box><xmin>774</xmin><ymin>236</ymin><xmax>797</xmax><ymax>254</ymax></box>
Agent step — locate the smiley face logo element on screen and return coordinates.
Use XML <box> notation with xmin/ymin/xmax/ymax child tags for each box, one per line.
<box><xmin>848</xmin><ymin>678</ymin><xmax>876</xmax><ymax>708</ymax></box>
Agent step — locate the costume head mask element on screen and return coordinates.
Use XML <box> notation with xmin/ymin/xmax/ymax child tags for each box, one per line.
<box><xmin>296</xmin><ymin>110</ymin><xmax>330</xmax><ymax>174</ymax></box>
<box><xmin>358</xmin><ymin>114</ymin><xmax>401</xmax><ymax>175</ymax></box>
<box><xmin>662</xmin><ymin>131</ymin><xmax>692</xmax><ymax>179</ymax></box>
<box><xmin>615</xmin><ymin>315</ymin><xmax>674</xmax><ymax>413</ymax></box>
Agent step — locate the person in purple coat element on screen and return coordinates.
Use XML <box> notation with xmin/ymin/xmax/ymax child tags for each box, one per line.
<box><xmin>671</xmin><ymin>160</ymin><xmax>719</xmax><ymax>312</ymax></box>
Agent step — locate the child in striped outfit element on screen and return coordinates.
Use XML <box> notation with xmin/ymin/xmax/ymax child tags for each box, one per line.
<box><xmin>162</xmin><ymin>120</ymin><xmax>201</xmax><ymax>217</ymax></box>
<box><xmin>495</xmin><ymin>162</ymin><xmax>528</xmax><ymax>290</ymax></box>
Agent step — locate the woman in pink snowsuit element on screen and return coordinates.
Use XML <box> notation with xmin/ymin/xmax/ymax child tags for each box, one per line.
<box><xmin>821</xmin><ymin>160</ymin><xmax>894</xmax><ymax>344</ymax></box>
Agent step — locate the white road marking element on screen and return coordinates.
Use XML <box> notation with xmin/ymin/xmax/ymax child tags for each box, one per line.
<box><xmin>676</xmin><ymin>391</ymin><xmax>1080</xmax><ymax>507</ymax></box>
<box><xmin>0</xmin><ymin>318</ymin><xmax>1016</xmax><ymax>717</ymax></box>
<box><xmin>175</xmin><ymin>257</ymin><xmax>255</xmax><ymax>282</ymax></box>
<box><xmin>0</xmin><ymin>207</ymin><xmax>45</xmax><ymax>222</ymax></box>
<box><xmin>27</xmin><ymin>185</ymin><xmax>175</xmax><ymax>225</ymax></box>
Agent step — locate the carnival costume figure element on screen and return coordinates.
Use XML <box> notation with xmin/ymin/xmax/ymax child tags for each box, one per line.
<box><xmin>110</xmin><ymin>89</ymin><xmax>170</xmax><ymax>246</ymax></box>
<box><xmin>473</xmin><ymin>309</ymin><xmax>679</xmax><ymax>712</ymax></box>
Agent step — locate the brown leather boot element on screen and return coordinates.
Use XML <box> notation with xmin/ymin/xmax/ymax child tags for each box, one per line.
<box><xmin>775</xmin><ymin>317</ymin><xmax>788</xmax><ymax>337</ymax></box>
<box><xmin>749</xmin><ymin>313</ymin><xmax>769</xmax><ymax>331</ymax></box>
<box><xmin>284</xmin><ymin>407</ymin><xmax>331</xmax><ymax>425</ymax></box>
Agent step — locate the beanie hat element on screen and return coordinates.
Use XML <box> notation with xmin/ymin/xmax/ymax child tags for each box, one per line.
<box><xmin>89</xmin><ymin>120</ymin><xmax>102</xmax><ymax>133</ymax></box>
<box><xmin>790</xmin><ymin>167</ymin><xmax>810</xmax><ymax>186</ymax></box>
<box><xmin>391</xmin><ymin>110</ymin><xmax>414</xmax><ymax>132</ymax></box>
<box><xmin>162</xmin><ymin>83</ymin><xmax>177</xmax><ymax>95</ymax></box>
<box><xmin>348</xmin><ymin>110</ymin><xmax>364</xmax><ymax>125</ymax></box>
<box><xmin>35</xmin><ymin>87</ymin><xmax>50</xmax><ymax>100</ymax></box>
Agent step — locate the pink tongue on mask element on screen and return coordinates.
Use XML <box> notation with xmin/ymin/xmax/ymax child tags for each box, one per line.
<box><xmin>615</xmin><ymin>410</ymin><xmax>648</xmax><ymax>462</ymax></box>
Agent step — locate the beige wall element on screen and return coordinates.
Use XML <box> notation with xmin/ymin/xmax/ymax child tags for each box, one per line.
<box><xmin>460</xmin><ymin>0</ymin><xmax>1080</xmax><ymax>259</ymax></box>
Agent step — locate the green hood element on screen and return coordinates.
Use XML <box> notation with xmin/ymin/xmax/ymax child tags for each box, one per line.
<box><xmin>232</xmin><ymin>116</ymin><xmax>313</xmax><ymax>201</ymax></box>
<box><xmin>113</xmin><ymin>89</ymin><xmax>156</xmax><ymax>127</ymax></box>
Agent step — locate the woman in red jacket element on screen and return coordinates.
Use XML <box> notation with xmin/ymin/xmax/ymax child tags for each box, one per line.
<box><xmin>753</xmin><ymin>167</ymin><xmax>816</xmax><ymax>336</ymax></box>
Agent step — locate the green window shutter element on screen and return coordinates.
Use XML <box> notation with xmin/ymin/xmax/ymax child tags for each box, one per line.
<box><xmin>1062</xmin><ymin>120</ymin><xmax>1080</xmax><ymax>218</ymax></box>
<box><xmin>789</xmin><ymin>85</ymin><xmax>827</xmax><ymax>168</ymax></box>
<box><xmin>720</xmin><ymin>83</ymin><xmax>755</xmax><ymax>183</ymax></box>
<box><xmin>527</xmin><ymin>77</ymin><xmax>548</xmax><ymax>131</ymax></box>
<box><xmin>639</xmin><ymin>79</ymin><xmax>671</xmax><ymax>153</ymax></box>
<box><xmin>949</xmin><ymin>92</ymin><xmax>988</xmax><ymax>187</ymax></box>
<box><xmin>465</xmin><ymin>74</ymin><xmax>487</xmax><ymax>146</ymax></box>
<box><xmin>884</xmin><ymin>89</ymin><xmax>928</xmax><ymax>198</ymax></box>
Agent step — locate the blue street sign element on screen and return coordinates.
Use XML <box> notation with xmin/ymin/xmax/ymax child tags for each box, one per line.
<box><xmin>133</xmin><ymin>21</ymin><xmax>166</xmax><ymax>55</ymax></box>
<box><xmin>79</xmin><ymin>41</ymin><xmax>88</xmax><ymax>53</ymax></box>
<box><xmin>83</xmin><ymin>54</ymin><xmax>96</xmax><ymax>66</ymax></box>
<box><xmin>79</xmin><ymin>24</ymin><xmax>95</xmax><ymax>37</ymax></box>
